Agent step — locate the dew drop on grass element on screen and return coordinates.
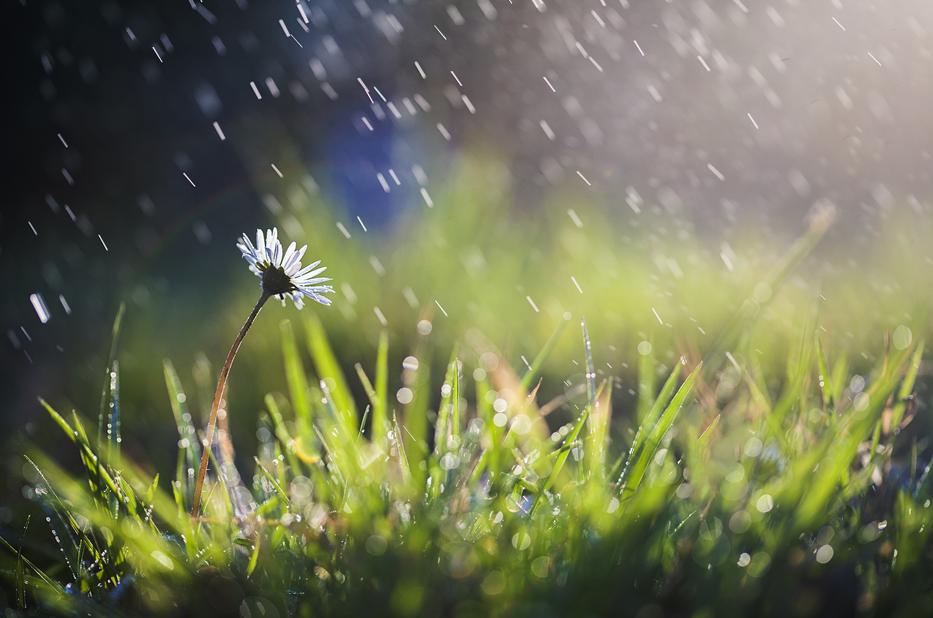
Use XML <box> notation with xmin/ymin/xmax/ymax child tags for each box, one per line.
<box><xmin>726</xmin><ymin>466</ymin><xmax>746</xmax><ymax>484</ymax></box>
<box><xmin>531</xmin><ymin>556</ymin><xmax>550</xmax><ymax>578</ymax></box>
<box><xmin>743</xmin><ymin>437</ymin><xmax>763</xmax><ymax>458</ymax></box>
<box><xmin>816</xmin><ymin>544</ymin><xmax>834</xmax><ymax>564</ymax></box>
<box><xmin>440</xmin><ymin>453</ymin><xmax>459</xmax><ymax>470</ymax></box>
<box><xmin>893</xmin><ymin>325</ymin><xmax>912</xmax><ymax>350</ymax></box>
<box><xmin>510</xmin><ymin>414</ymin><xmax>532</xmax><ymax>436</ymax></box>
<box><xmin>849</xmin><ymin>375</ymin><xmax>866</xmax><ymax>393</ymax></box>
<box><xmin>756</xmin><ymin>494</ymin><xmax>774</xmax><ymax>513</ymax></box>
<box><xmin>511</xmin><ymin>531</ymin><xmax>532</xmax><ymax>551</ymax></box>
<box><xmin>396</xmin><ymin>387</ymin><xmax>414</xmax><ymax>405</ymax></box>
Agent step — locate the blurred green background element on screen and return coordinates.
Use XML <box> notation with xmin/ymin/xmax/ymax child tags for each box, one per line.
<box><xmin>13</xmin><ymin>153</ymin><xmax>929</xmax><ymax>485</ymax></box>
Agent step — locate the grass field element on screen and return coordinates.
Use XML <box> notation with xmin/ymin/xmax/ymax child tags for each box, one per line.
<box><xmin>4</xmin><ymin>162</ymin><xmax>933</xmax><ymax>616</ymax></box>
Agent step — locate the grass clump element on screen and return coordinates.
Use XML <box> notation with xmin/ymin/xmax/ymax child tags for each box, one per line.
<box><xmin>3</xmin><ymin>298</ymin><xmax>933</xmax><ymax>617</ymax></box>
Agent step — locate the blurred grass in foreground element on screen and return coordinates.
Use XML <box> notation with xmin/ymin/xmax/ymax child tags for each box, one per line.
<box><xmin>4</xmin><ymin>156</ymin><xmax>933</xmax><ymax>615</ymax></box>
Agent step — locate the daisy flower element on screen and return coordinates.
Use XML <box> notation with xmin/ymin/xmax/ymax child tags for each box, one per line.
<box><xmin>237</xmin><ymin>227</ymin><xmax>334</xmax><ymax>308</ymax></box>
<box><xmin>191</xmin><ymin>227</ymin><xmax>333</xmax><ymax>519</ymax></box>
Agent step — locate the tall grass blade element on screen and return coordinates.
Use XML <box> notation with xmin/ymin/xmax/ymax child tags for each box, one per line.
<box><xmin>97</xmin><ymin>303</ymin><xmax>125</xmax><ymax>450</ymax></box>
<box><xmin>520</xmin><ymin>318</ymin><xmax>567</xmax><ymax>392</ymax></box>
<box><xmin>304</xmin><ymin>314</ymin><xmax>357</xmax><ymax>431</ymax></box>
<box><xmin>619</xmin><ymin>363</ymin><xmax>700</xmax><ymax>502</ymax></box>
<box><xmin>281</xmin><ymin>319</ymin><xmax>312</xmax><ymax>433</ymax></box>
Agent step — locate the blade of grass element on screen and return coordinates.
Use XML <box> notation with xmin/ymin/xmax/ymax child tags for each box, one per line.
<box><xmin>304</xmin><ymin>314</ymin><xmax>357</xmax><ymax>432</ymax></box>
<box><xmin>281</xmin><ymin>319</ymin><xmax>312</xmax><ymax>434</ymax></box>
<box><xmin>619</xmin><ymin>363</ymin><xmax>701</xmax><ymax>503</ymax></box>
<box><xmin>890</xmin><ymin>340</ymin><xmax>924</xmax><ymax>430</ymax></box>
<box><xmin>520</xmin><ymin>318</ymin><xmax>568</xmax><ymax>392</ymax></box>
<box><xmin>97</xmin><ymin>303</ymin><xmax>125</xmax><ymax>451</ymax></box>
<box><xmin>374</xmin><ymin>331</ymin><xmax>389</xmax><ymax>445</ymax></box>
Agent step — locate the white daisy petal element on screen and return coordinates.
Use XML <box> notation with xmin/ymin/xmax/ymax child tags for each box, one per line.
<box><xmin>241</xmin><ymin>233</ymin><xmax>256</xmax><ymax>255</ymax></box>
<box><xmin>268</xmin><ymin>230</ymin><xmax>280</xmax><ymax>265</ymax></box>
<box><xmin>294</xmin><ymin>260</ymin><xmax>321</xmax><ymax>277</ymax></box>
<box><xmin>294</xmin><ymin>267</ymin><xmax>327</xmax><ymax>282</ymax></box>
<box><xmin>296</xmin><ymin>278</ymin><xmax>331</xmax><ymax>288</ymax></box>
<box><xmin>282</xmin><ymin>241</ymin><xmax>296</xmax><ymax>267</ymax></box>
<box><xmin>305</xmin><ymin>290</ymin><xmax>333</xmax><ymax>306</ymax></box>
<box><xmin>286</xmin><ymin>246</ymin><xmax>307</xmax><ymax>273</ymax></box>
<box><xmin>269</xmin><ymin>228</ymin><xmax>279</xmax><ymax>256</ymax></box>
<box><xmin>283</xmin><ymin>244</ymin><xmax>305</xmax><ymax>274</ymax></box>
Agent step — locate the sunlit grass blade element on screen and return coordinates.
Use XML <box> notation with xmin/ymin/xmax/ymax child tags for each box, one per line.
<box><xmin>531</xmin><ymin>323</ymin><xmax>601</xmax><ymax>514</ymax></box>
<box><xmin>531</xmin><ymin>401</ymin><xmax>588</xmax><ymax>515</ymax></box>
<box><xmin>164</xmin><ymin>360</ymin><xmax>199</xmax><ymax>504</ymax></box>
<box><xmin>389</xmin><ymin>334</ymin><xmax>431</xmax><ymax>491</ymax></box>
<box><xmin>618</xmin><ymin>363</ymin><xmax>700</xmax><ymax>503</ymax></box>
<box><xmin>281</xmin><ymin>319</ymin><xmax>312</xmax><ymax>433</ymax></box>
<box><xmin>433</xmin><ymin>347</ymin><xmax>461</xmax><ymax>453</ymax></box>
<box><xmin>815</xmin><ymin>336</ymin><xmax>832</xmax><ymax>409</ymax></box>
<box><xmin>97</xmin><ymin>303</ymin><xmax>125</xmax><ymax>451</ymax></box>
<box><xmin>429</xmin><ymin>349</ymin><xmax>461</xmax><ymax>501</ymax></box>
<box><xmin>623</xmin><ymin>360</ymin><xmax>682</xmax><ymax>478</ymax></box>
<box><xmin>254</xmin><ymin>456</ymin><xmax>289</xmax><ymax>508</ymax></box>
<box><xmin>519</xmin><ymin>318</ymin><xmax>568</xmax><ymax>392</ymax></box>
<box><xmin>304</xmin><ymin>314</ymin><xmax>357</xmax><ymax>431</ymax></box>
<box><xmin>39</xmin><ymin>399</ymin><xmax>121</xmax><ymax>499</ymax></box>
<box><xmin>373</xmin><ymin>330</ymin><xmax>389</xmax><ymax>446</ymax></box>
<box><xmin>635</xmin><ymin>336</ymin><xmax>656</xmax><ymax>423</ymax></box>
<box><xmin>890</xmin><ymin>339</ymin><xmax>923</xmax><ymax>430</ymax></box>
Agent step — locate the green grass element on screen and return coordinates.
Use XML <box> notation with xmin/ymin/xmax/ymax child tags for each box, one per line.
<box><xmin>5</xmin><ymin>159</ymin><xmax>933</xmax><ymax>616</ymax></box>
<box><xmin>4</xmin><ymin>293</ymin><xmax>933</xmax><ymax>616</ymax></box>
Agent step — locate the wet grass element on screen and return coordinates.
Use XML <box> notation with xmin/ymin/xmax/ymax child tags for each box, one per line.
<box><xmin>4</xmin><ymin>288</ymin><xmax>933</xmax><ymax>616</ymax></box>
<box><xmin>4</xmin><ymin>162</ymin><xmax>933</xmax><ymax>616</ymax></box>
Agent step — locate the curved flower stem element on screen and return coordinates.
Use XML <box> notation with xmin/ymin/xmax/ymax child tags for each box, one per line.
<box><xmin>191</xmin><ymin>291</ymin><xmax>270</xmax><ymax>520</ymax></box>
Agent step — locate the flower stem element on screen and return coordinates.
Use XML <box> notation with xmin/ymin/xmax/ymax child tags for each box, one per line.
<box><xmin>191</xmin><ymin>291</ymin><xmax>270</xmax><ymax>520</ymax></box>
